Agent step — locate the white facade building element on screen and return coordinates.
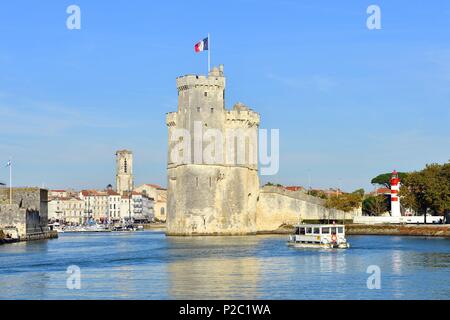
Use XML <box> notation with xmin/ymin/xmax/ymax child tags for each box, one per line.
<box><xmin>120</xmin><ymin>191</ymin><xmax>154</xmax><ymax>222</ymax></box>
<box><xmin>49</xmin><ymin>188</ymin><xmax>153</xmax><ymax>225</ymax></box>
<box><xmin>48</xmin><ymin>194</ymin><xmax>84</xmax><ymax>224</ymax></box>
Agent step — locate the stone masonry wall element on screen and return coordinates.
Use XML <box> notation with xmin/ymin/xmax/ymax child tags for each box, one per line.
<box><xmin>0</xmin><ymin>204</ymin><xmax>27</xmax><ymax>236</ymax></box>
<box><xmin>0</xmin><ymin>187</ymin><xmax>49</xmax><ymax>237</ymax></box>
<box><xmin>256</xmin><ymin>186</ymin><xmax>362</xmax><ymax>232</ymax></box>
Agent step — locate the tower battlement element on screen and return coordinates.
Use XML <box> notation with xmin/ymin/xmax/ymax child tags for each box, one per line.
<box><xmin>166</xmin><ymin>112</ymin><xmax>177</xmax><ymax>127</ymax></box>
<box><xmin>226</xmin><ymin>103</ymin><xmax>260</xmax><ymax>127</ymax></box>
<box><xmin>176</xmin><ymin>65</ymin><xmax>225</xmax><ymax>92</ymax></box>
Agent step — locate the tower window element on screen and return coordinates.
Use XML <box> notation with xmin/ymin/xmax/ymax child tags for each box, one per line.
<box><xmin>196</xmin><ymin>177</ymin><xmax>199</xmax><ymax>188</ymax></box>
<box><xmin>204</xmin><ymin>92</ymin><xmax>207</xmax><ymax>97</ymax></box>
<box><xmin>197</xmin><ymin>107</ymin><xmax>200</xmax><ymax>112</ymax></box>
<box><xmin>211</xmin><ymin>108</ymin><xmax>214</xmax><ymax>113</ymax></box>
<box><xmin>124</xmin><ymin>159</ymin><xmax>128</xmax><ymax>173</ymax></box>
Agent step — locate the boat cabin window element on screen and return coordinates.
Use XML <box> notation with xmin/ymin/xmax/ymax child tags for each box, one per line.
<box><xmin>299</xmin><ymin>227</ymin><xmax>305</xmax><ymax>235</ymax></box>
<box><xmin>338</xmin><ymin>227</ymin><xmax>344</xmax><ymax>234</ymax></box>
<box><xmin>322</xmin><ymin>227</ymin><xmax>330</xmax><ymax>234</ymax></box>
<box><xmin>295</xmin><ymin>227</ymin><xmax>300</xmax><ymax>235</ymax></box>
<box><xmin>313</xmin><ymin>227</ymin><xmax>320</xmax><ymax>234</ymax></box>
<box><xmin>306</xmin><ymin>227</ymin><xmax>312</xmax><ymax>234</ymax></box>
<box><xmin>331</xmin><ymin>227</ymin><xmax>337</xmax><ymax>234</ymax></box>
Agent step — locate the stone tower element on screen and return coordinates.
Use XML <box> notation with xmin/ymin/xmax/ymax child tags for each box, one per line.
<box><xmin>166</xmin><ymin>65</ymin><xmax>260</xmax><ymax>235</ymax></box>
<box><xmin>115</xmin><ymin>150</ymin><xmax>133</xmax><ymax>195</ymax></box>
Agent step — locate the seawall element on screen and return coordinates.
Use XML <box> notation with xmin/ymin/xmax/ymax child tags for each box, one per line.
<box><xmin>346</xmin><ymin>224</ymin><xmax>450</xmax><ymax>237</ymax></box>
<box><xmin>256</xmin><ymin>186</ymin><xmax>361</xmax><ymax>232</ymax></box>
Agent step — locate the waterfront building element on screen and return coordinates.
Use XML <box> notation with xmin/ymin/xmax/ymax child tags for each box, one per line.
<box><xmin>106</xmin><ymin>189</ymin><xmax>121</xmax><ymax>222</ymax></box>
<box><xmin>47</xmin><ymin>188</ymin><xmax>153</xmax><ymax>224</ymax></box>
<box><xmin>80</xmin><ymin>190</ymin><xmax>109</xmax><ymax>222</ymax></box>
<box><xmin>48</xmin><ymin>195</ymin><xmax>84</xmax><ymax>224</ymax></box>
<box><xmin>120</xmin><ymin>191</ymin><xmax>154</xmax><ymax>222</ymax></box>
<box><xmin>134</xmin><ymin>184</ymin><xmax>167</xmax><ymax>221</ymax></box>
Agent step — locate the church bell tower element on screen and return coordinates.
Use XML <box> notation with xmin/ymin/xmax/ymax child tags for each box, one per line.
<box><xmin>116</xmin><ymin>150</ymin><xmax>133</xmax><ymax>195</ymax></box>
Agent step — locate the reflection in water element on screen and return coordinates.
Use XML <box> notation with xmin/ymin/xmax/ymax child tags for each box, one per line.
<box><xmin>391</xmin><ymin>250</ymin><xmax>403</xmax><ymax>275</ymax></box>
<box><xmin>166</xmin><ymin>236</ymin><xmax>261</xmax><ymax>299</ymax></box>
<box><xmin>168</xmin><ymin>256</ymin><xmax>260</xmax><ymax>299</ymax></box>
<box><xmin>0</xmin><ymin>232</ymin><xmax>449</xmax><ymax>299</ymax></box>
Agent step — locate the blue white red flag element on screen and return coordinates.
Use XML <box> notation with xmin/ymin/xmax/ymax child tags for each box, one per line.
<box><xmin>194</xmin><ymin>37</ymin><xmax>209</xmax><ymax>53</ymax></box>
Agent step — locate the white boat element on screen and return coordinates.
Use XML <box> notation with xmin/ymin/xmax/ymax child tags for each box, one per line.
<box><xmin>48</xmin><ymin>222</ymin><xmax>64</xmax><ymax>233</ymax></box>
<box><xmin>288</xmin><ymin>224</ymin><xmax>350</xmax><ymax>249</ymax></box>
<box><xmin>63</xmin><ymin>224</ymin><xmax>111</xmax><ymax>233</ymax></box>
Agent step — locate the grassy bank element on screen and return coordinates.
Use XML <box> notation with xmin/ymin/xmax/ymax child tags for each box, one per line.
<box><xmin>346</xmin><ymin>224</ymin><xmax>450</xmax><ymax>237</ymax></box>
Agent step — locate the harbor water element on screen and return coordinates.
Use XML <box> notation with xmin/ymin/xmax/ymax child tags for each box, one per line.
<box><xmin>0</xmin><ymin>231</ymin><xmax>449</xmax><ymax>299</ymax></box>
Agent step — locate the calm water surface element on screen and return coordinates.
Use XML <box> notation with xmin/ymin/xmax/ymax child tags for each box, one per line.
<box><xmin>0</xmin><ymin>231</ymin><xmax>449</xmax><ymax>299</ymax></box>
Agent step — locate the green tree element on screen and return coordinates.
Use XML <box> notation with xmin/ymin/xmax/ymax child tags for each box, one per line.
<box><xmin>307</xmin><ymin>189</ymin><xmax>327</xmax><ymax>199</ymax></box>
<box><xmin>362</xmin><ymin>195</ymin><xmax>389</xmax><ymax>216</ymax></box>
<box><xmin>325</xmin><ymin>190</ymin><xmax>363</xmax><ymax>212</ymax></box>
<box><xmin>371</xmin><ymin>172</ymin><xmax>408</xmax><ymax>188</ymax></box>
<box><xmin>400</xmin><ymin>162</ymin><xmax>450</xmax><ymax>216</ymax></box>
<box><xmin>352</xmin><ymin>188</ymin><xmax>365</xmax><ymax>197</ymax></box>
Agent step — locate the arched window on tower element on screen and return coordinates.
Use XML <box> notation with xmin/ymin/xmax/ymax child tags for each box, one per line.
<box><xmin>124</xmin><ymin>159</ymin><xmax>128</xmax><ymax>173</ymax></box>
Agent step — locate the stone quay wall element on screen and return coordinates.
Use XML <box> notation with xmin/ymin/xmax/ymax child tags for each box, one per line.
<box><xmin>0</xmin><ymin>187</ymin><xmax>51</xmax><ymax>240</ymax></box>
<box><xmin>256</xmin><ymin>186</ymin><xmax>362</xmax><ymax>232</ymax></box>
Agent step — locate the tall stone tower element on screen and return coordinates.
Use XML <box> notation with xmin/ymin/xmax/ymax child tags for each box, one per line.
<box><xmin>115</xmin><ymin>150</ymin><xmax>133</xmax><ymax>195</ymax></box>
<box><xmin>166</xmin><ymin>65</ymin><xmax>260</xmax><ymax>235</ymax></box>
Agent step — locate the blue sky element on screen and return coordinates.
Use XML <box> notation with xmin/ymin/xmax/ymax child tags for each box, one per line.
<box><xmin>0</xmin><ymin>0</ymin><xmax>449</xmax><ymax>192</ymax></box>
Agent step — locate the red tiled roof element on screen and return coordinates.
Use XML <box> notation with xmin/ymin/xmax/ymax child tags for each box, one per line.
<box><xmin>285</xmin><ymin>186</ymin><xmax>305</xmax><ymax>191</ymax></box>
<box><xmin>106</xmin><ymin>190</ymin><xmax>120</xmax><ymax>196</ymax></box>
<box><xmin>122</xmin><ymin>191</ymin><xmax>142</xmax><ymax>198</ymax></box>
<box><xmin>376</xmin><ymin>187</ymin><xmax>391</xmax><ymax>194</ymax></box>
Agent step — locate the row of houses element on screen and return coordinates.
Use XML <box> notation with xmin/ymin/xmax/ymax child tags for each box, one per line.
<box><xmin>48</xmin><ymin>184</ymin><xmax>167</xmax><ymax>224</ymax></box>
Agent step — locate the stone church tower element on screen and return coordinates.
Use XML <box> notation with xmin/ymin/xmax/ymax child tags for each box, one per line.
<box><xmin>115</xmin><ymin>150</ymin><xmax>133</xmax><ymax>195</ymax></box>
<box><xmin>166</xmin><ymin>65</ymin><xmax>260</xmax><ymax>235</ymax></box>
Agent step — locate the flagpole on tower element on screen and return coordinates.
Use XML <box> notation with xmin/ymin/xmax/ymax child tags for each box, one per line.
<box><xmin>208</xmin><ymin>33</ymin><xmax>211</xmax><ymax>73</ymax></box>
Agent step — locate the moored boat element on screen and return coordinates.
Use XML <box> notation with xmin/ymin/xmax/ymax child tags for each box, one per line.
<box><xmin>288</xmin><ymin>224</ymin><xmax>350</xmax><ymax>249</ymax></box>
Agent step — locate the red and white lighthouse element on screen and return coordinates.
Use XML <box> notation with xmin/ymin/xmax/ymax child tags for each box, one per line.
<box><xmin>390</xmin><ymin>170</ymin><xmax>401</xmax><ymax>217</ymax></box>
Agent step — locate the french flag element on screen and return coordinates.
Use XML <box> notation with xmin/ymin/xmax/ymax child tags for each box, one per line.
<box><xmin>194</xmin><ymin>37</ymin><xmax>209</xmax><ymax>53</ymax></box>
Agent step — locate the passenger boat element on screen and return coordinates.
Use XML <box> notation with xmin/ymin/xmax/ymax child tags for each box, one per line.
<box><xmin>288</xmin><ymin>224</ymin><xmax>350</xmax><ymax>249</ymax></box>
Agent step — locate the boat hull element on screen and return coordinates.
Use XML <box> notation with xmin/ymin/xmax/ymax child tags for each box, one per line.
<box><xmin>287</xmin><ymin>241</ymin><xmax>350</xmax><ymax>249</ymax></box>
